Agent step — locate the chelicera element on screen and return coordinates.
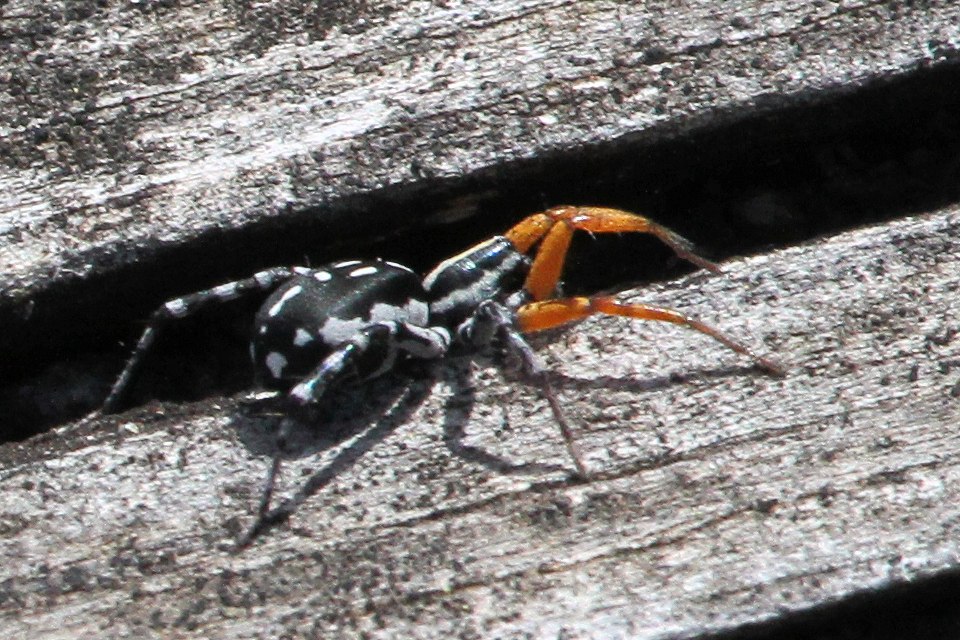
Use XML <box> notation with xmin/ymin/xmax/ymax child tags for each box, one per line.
<box><xmin>102</xmin><ymin>206</ymin><xmax>781</xmax><ymax>544</ymax></box>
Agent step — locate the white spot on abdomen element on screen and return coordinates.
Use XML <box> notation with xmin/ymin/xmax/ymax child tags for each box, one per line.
<box><xmin>316</xmin><ymin>301</ymin><xmax>413</xmax><ymax>346</ymax></box>
<box><xmin>268</xmin><ymin>284</ymin><xmax>303</xmax><ymax>317</ymax></box>
<box><xmin>294</xmin><ymin>328</ymin><xmax>314</xmax><ymax>346</ymax></box>
<box><xmin>265</xmin><ymin>352</ymin><xmax>288</xmax><ymax>380</ymax></box>
<box><xmin>318</xmin><ymin>316</ymin><xmax>366</xmax><ymax>346</ymax></box>
<box><xmin>349</xmin><ymin>265</ymin><xmax>378</xmax><ymax>278</ymax></box>
<box><xmin>385</xmin><ymin>261</ymin><xmax>414</xmax><ymax>273</ymax></box>
<box><xmin>313</xmin><ymin>270</ymin><xmax>332</xmax><ymax>282</ymax></box>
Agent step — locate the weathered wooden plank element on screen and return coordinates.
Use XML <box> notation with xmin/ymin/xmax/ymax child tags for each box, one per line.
<box><xmin>1</xmin><ymin>204</ymin><xmax>958</xmax><ymax>638</ymax></box>
<box><xmin>2</xmin><ymin>0</ymin><xmax>958</xmax><ymax>296</ymax></box>
<box><xmin>3</xmin><ymin>1</ymin><xmax>960</xmax><ymax>637</ymax></box>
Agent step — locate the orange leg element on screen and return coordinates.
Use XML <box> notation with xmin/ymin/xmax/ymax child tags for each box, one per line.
<box><xmin>503</xmin><ymin>206</ymin><xmax>721</xmax><ymax>301</ymax></box>
<box><xmin>517</xmin><ymin>295</ymin><xmax>784</xmax><ymax>375</ymax></box>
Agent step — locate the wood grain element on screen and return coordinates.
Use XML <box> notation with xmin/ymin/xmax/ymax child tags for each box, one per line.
<box><xmin>2</xmin><ymin>0</ymin><xmax>957</xmax><ymax>294</ymax></box>
<box><xmin>3</xmin><ymin>1</ymin><xmax>960</xmax><ymax>637</ymax></box>
<box><xmin>2</xmin><ymin>206</ymin><xmax>959</xmax><ymax>638</ymax></box>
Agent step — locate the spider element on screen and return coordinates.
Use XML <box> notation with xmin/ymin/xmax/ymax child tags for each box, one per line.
<box><xmin>102</xmin><ymin>206</ymin><xmax>781</xmax><ymax>544</ymax></box>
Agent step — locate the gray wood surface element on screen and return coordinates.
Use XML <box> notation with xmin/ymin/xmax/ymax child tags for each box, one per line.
<box><xmin>2</xmin><ymin>0</ymin><xmax>958</xmax><ymax>296</ymax></box>
<box><xmin>2</xmin><ymin>206</ymin><xmax>959</xmax><ymax>639</ymax></box>
<box><xmin>3</xmin><ymin>1</ymin><xmax>960</xmax><ymax>638</ymax></box>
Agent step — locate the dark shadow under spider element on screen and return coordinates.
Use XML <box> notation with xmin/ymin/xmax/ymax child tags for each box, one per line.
<box><xmin>233</xmin><ymin>356</ymin><xmax>578</xmax><ymax>549</ymax></box>
<box><xmin>231</xmin><ymin>373</ymin><xmax>426</xmax><ymax>548</ymax></box>
<box><xmin>233</xmin><ymin>350</ymin><xmax>771</xmax><ymax>549</ymax></box>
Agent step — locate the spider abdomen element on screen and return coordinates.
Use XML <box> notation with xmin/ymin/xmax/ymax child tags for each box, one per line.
<box><xmin>252</xmin><ymin>260</ymin><xmax>428</xmax><ymax>388</ymax></box>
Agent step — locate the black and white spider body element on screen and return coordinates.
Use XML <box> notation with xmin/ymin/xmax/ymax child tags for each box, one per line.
<box><xmin>252</xmin><ymin>260</ymin><xmax>439</xmax><ymax>397</ymax></box>
<box><xmin>249</xmin><ymin>239</ymin><xmax>533</xmax><ymax>413</ymax></box>
<box><xmin>102</xmin><ymin>206</ymin><xmax>781</xmax><ymax>544</ymax></box>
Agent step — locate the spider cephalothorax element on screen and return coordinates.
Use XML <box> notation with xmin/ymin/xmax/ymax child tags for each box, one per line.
<box><xmin>102</xmin><ymin>206</ymin><xmax>781</xmax><ymax>544</ymax></box>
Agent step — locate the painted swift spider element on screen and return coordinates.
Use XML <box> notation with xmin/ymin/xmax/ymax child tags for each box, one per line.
<box><xmin>102</xmin><ymin>206</ymin><xmax>782</xmax><ymax>544</ymax></box>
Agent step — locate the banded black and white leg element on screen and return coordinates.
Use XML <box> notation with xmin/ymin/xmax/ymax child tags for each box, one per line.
<box><xmin>102</xmin><ymin>266</ymin><xmax>309</xmax><ymax>413</ymax></box>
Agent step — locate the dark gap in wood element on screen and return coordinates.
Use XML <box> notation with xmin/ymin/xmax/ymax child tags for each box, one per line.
<box><xmin>2</xmin><ymin>62</ymin><xmax>959</xmax><ymax>442</ymax></box>
<box><xmin>707</xmin><ymin>566</ymin><xmax>960</xmax><ymax>640</ymax></box>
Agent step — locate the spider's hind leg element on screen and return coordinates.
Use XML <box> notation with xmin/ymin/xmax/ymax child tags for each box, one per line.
<box><xmin>103</xmin><ymin>267</ymin><xmax>305</xmax><ymax>413</ymax></box>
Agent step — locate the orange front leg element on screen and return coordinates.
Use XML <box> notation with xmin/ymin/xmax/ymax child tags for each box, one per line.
<box><xmin>503</xmin><ymin>212</ymin><xmax>554</xmax><ymax>253</ymax></box>
<box><xmin>504</xmin><ymin>206</ymin><xmax>721</xmax><ymax>302</ymax></box>
<box><xmin>517</xmin><ymin>295</ymin><xmax>784</xmax><ymax>375</ymax></box>
<box><xmin>558</xmin><ymin>207</ymin><xmax>721</xmax><ymax>274</ymax></box>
